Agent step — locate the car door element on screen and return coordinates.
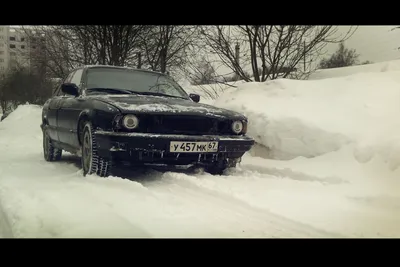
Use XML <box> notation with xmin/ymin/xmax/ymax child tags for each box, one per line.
<box><xmin>47</xmin><ymin>72</ymin><xmax>74</xmax><ymax>142</ymax></box>
<box><xmin>57</xmin><ymin>68</ymin><xmax>85</xmax><ymax>148</ymax></box>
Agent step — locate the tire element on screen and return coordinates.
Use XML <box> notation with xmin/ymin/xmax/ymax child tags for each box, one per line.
<box><xmin>81</xmin><ymin>121</ymin><xmax>112</xmax><ymax>177</ymax></box>
<box><xmin>43</xmin><ymin>131</ymin><xmax>62</xmax><ymax>162</ymax></box>
<box><xmin>205</xmin><ymin>165</ymin><xmax>227</xmax><ymax>175</ymax></box>
<box><xmin>205</xmin><ymin>158</ymin><xmax>239</xmax><ymax>175</ymax></box>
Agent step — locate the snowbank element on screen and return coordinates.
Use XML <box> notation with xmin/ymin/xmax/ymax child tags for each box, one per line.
<box><xmin>309</xmin><ymin>59</ymin><xmax>400</xmax><ymax>80</ymax></box>
<box><xmin>0</xmin><ymin>104</ymin><xmax>43</xmax><ymax>148</ymax></box>
<box><xmin>213</xmin><ymin>71</ymin><xmax>400</xmax><ymax>167</ymax></box>
<box><xmin>184</xmin><ymin>81</ymin><xmax>245</xmax><ymax>105</ymax></box>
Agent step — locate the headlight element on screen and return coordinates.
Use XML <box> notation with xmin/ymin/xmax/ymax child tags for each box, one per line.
<box><xmin>122</xmin><ymin>114</ymin><xmax>139</xmax><ymax>129</ymax></box>
<box><xmin>231</xmin><ymin>120</ymin><xmax>244</xmax><ymax>134</ymax></box>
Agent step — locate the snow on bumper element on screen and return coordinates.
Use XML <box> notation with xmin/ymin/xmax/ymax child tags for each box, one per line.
<box><xmin>94</xmin><ymin>130</ymin><xmax>255</xmax><ymax>161</ymax></box>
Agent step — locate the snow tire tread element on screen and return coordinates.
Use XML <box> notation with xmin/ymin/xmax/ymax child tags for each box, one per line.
<box><xmin>43</xmin><ymin>131</ymin><xmax>62</xmax><ymax>162</ymax></box>
<box><xmin>82</xmin><ymin>121</ymin><xmax>112</xmax><ymax>177</ymax></box>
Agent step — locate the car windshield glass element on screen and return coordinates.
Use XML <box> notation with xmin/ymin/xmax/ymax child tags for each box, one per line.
<box><xmin>85</xmin><ymin>68</ymin><xmax>188</xmax><ymax>99</ymax></box>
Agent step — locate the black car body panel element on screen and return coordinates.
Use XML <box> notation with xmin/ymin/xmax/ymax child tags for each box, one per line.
<box><xmin>41</xmin><ymin>65</ymin><xmax>255</xmax><ymax>171</ymax></box>
<box><xmin>89</xmin><ymin>95</ymin><xmax>246</xmax><ymax>120</ymax></box>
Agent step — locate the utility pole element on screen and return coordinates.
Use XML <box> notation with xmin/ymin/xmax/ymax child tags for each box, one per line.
<box><xmin>235</xmin><ymin>42</ymin><xmax>240</xmax><ymax>80</ymax></box>
<box><xmin>137</xmin><ymin>52</ymin><xmax>142</xmax><ymax>69</ymax></box>
<box><xmin>303</xmin><ymin>40</ymin><xmax>306</xmax><ymax>72</ymax></box>
<box><xmin>235</xmin><ymin>42</ymin><xmax>240</xmax><ymax>65</ymax></box>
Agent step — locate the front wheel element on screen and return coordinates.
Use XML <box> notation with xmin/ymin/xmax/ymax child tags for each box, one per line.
<box><xmin>205</xmin><ymin>159</ymin><xmax>239</xmax><ymax>175</ymax></box>
<box><xmin>204</xmin><ymin>165</ymin><xmax>227</xmax><ymax>175</ymax></box>
<box><xmin>81</xmin><ymin>121</ymin><xmax>112</xmax><ymax>177</ymax></box>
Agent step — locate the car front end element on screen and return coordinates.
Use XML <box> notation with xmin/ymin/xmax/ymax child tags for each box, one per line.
<box><xmin>94</xmin><ymin>112</ymin><xmax>254</xmax><ymax>170</ymax></box>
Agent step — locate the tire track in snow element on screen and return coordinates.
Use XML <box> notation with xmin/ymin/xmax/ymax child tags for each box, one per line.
<box><xmin>0</xmin><ymin>170</ymin><xmax>153</xmax><ymax>238</ymax></box>
<box><xmin>0</xmin><ymin>166</ymin><xmax>14</xmax><ymax>238</ymax></box>
<box><xmin>50</xmin><ymin>170</ymin><xmax>340</xmax><ymax>237</ymax></box>
<box><xmin>0</xmin><ymin>197</ymin><xmax>13</xmax><ymax>238</ymax></box>
<box><xmin>232</xmin><ymin>163</ymin><xmax>347</xmax><ymax>185</ymax></box>
<box><xmin>0</xmin><ymin>148</ymin><xmax>343</xmax><ymax>238</ymax></box>
<box><xmin>143</xmin><ymin>172</ymin><xmax>343</xmax><ymax>237</ymax></box>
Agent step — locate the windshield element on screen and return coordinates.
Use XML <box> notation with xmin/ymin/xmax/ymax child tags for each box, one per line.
<box><xmin>85</xmin><ymin>68</ymin><xmax>189</xmax><ymax>99</ymax></box>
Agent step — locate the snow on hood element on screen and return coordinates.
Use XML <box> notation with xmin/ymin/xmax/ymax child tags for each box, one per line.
<box><xmin>88</xmin><ymin>94</ymin><xmax>246</xmax><ymax>120</ymax></box>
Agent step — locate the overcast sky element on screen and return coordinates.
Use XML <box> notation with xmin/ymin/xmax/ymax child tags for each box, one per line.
<box><xmin>326</xmin><ymin>26</ymin><xmax>400</xmax><ymax>63</ymax></box>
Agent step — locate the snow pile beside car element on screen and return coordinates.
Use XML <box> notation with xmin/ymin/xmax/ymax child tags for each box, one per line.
<box><xmin>184</xmin><ymin>81</ymin><xmax>244</xmax><ymax>105</ymax></box>
<box><xmin>213</xmin><ymin>71</ymin><xmax>400</xmax><ymax>169</ymax></box>
<box><xmin>0</xmin><ymin>104</ymin><xmax>43</xmax><ymax>151</ymax></box>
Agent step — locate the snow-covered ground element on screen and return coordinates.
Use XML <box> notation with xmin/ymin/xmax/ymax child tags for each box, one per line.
<box><xmin>1</xmin><ymin>60</ymin><xmax>400</xmax><ymax>238</ymax></box>
<box><xmin>0</xmin><ymin>105</ymin><xmax>341</xmax><ymax>238</ymax></box>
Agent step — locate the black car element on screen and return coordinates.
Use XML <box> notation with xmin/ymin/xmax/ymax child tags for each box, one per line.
<box><xmin>41</xmin><ymin>65</ymin><xmax>254</xmax><ymax>177</ymax></box>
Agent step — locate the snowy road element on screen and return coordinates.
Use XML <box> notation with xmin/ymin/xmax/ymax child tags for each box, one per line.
<box><xmin>1</xmin><ymin>105</ymin><xmax>400</xmax><ymax>238</ymax></box>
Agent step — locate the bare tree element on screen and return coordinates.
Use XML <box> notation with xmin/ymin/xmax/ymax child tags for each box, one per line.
<box><xmin>67</xmin><ymin>25</ymin><xmax>146</xmax><ymax>66</ymax></box>
<box><xmin>0</xmin><ymin>71</ymin><xmax>11</xmax><ymax>114</ymax></box>
<box><xmin>139</xmin><ymin>25</ymin><xmax>199</xmax><ymax>74</ymax></box>
<box><xmin>200</xmin><ymin>25</ymin><xmax>357</xmax><ymax>82</ymax></box>
<box><xmin>21</xmin><ymin>26</ymin><xmax>74</xmax><ymax>80</ymax></box>
<box><xmin>0</xmin><ymin>63</ymin><xmax>53</xmax><ymax>113</ymax></box>
<box><xmin>187</xmin><ymin>56</ymin><xmax>218</xmax><ymax>85</ymax></box>
<box><xmin>0</xmin><ymin>29</ymin><xmax>60</xmax><ymax>114</ymax></box>
<box><xmin>319</xmin><ymin>42</ymin><xmax>359</xmax><ymax>69</ymax></box>
<box><xmin>20</xmin><ymin>25</ymin><xmax>201</xmax><ymax>84</ymax></box>
<box><xmin>22</xmin><ymin>25</ymin><xmax>146</xmax><ymax>79</ymax></box>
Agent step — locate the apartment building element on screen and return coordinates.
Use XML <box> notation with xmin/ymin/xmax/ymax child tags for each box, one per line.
<box><xmin>0</xmin><ymin>26</ymin><xmax>10</xmax><ymax>72</ymax></box>
<box><xmin>0</xmin><ymin>25</ymin><xmax>46</xmax><ymax>73</ymax></box>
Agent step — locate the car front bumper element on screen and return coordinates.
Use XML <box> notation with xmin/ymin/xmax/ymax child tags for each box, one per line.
<box><xmin>94</xmin><ymin>130</ymin><xmax>255</xmax><ymax>166</ymax></box>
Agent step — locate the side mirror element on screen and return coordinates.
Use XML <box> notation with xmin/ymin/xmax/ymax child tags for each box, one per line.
<box><xmin>189</xmin><ymin>93</ymin><xmax>200</xmax><ymax>103</ymax></box>
<box><xmin>61</xmin><ymin>83</ymin><xmax>79</xmax><ymax>96</ymax></box>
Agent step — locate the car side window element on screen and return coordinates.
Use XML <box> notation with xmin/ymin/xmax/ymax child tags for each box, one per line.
<box><xmin>55</xmin><ymin>85</ymin><xmax>64</xmax><ymax>97</ymax></box>
<box><xmin>64</xmin><ymin>71</ymin><xmax>75</xmax><ymax>84</ymax></box>
<box><xmin>70</xmin><ymin>69</ymin><xmax>83</xmax><ymax>87</ymax></box>
<box><xmin>55</xmin><ymin>71</ymin><xmax>75</xmax><ymax>96</ymax></box>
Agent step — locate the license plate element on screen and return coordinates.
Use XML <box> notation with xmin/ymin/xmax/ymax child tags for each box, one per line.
<box><xmin>169</xmin><ymin>141</ymin><xmax>219</xmax><ymax>153</ymax></box>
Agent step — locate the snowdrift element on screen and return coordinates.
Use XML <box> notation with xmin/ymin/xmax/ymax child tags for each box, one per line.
<box><xmin>213</xmin><ymin>71</ymin><xmax>400</xmax><ymax>168</ymax></box>
<box><xmin>0</xmin><ymin>104</ymin><xmax>43</xmax><ymax>149</ymax></box>
<box><xmin>182</xmin><ymin>60</ymin><xmax>400</xmax><ymax>101</ymax></box>
<box><xmin>309</xmin><ymin>59</ymin><xmax>400</xmax><ymax>80</ymax></box>
<box><xmin>184</xmin><ymin>81</ymin><xmax>245</xmax><ymax>104</ymax></box>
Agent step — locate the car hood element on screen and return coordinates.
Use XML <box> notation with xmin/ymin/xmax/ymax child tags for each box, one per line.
<box><xmin>88</xmin><ymin>94</ymin><xmax>246</xmax><ymax>120</ymax></box>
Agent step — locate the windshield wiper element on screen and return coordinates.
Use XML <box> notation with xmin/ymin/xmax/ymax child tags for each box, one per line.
<box><xmin>87</xmin><ymin>88</ymin><xmax>134</xmax><ymax>95</ymax></box>
<box><xmin>131</xmin><ymin>91</ymin><xmax>187</xmax><ymax>99</ymax></box>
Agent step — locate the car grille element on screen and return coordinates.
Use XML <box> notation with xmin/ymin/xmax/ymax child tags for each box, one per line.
<box><xmin>139</xmin><ymin>115</ymin><xmax>232</xmax><ymax>135</ymax></box>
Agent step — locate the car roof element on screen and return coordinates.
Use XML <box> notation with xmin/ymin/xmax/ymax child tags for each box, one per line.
<box><xmin>82</xmin><ymin>65</ymin><xmax>166</xmax><ymax>76</ymax></box>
